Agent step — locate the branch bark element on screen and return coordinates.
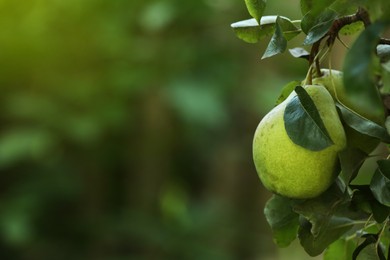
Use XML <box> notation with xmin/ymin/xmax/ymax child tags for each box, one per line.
<box><xmin>327</xmin><ymin>7</ymin><xmax>390</xmax><ymax>46</ymax></box>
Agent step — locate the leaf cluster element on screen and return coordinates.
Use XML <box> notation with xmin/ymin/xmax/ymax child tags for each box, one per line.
<box><xmin>233</xmin><ymin>0</ymin><xmax>390</xmax><ymax>258</ymax></box>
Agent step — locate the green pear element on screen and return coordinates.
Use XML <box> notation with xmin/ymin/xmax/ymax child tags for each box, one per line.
<box><xmin>312</xmin><ymin>69</ymin><xmax>384</xmax><ymax>154</ymax></box>
<box><xmin>253</xmin><ymin>85</ymin><xmax>346</xmax><ymax>199</ymax></box>
<box><xmin>312</xmin><ymin>69</ymin><xmax>385</xmax><ymax>125</ymax></box>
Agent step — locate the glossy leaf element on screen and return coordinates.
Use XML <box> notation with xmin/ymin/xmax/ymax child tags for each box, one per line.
<box><xmin>231</xmin><ymin>16</ymin><xmax>298</xmax><ymax>44</ymax></box>
<box><xmin>297</xmin><ymin>209</ymin><xmax>354</xmax><ymax>256</ymax></box>
<box><xmin>264</xmin><ymin>195</ymin><xmax>299</xmax><ymax>247</ymax></box>
<box><xmin>324</xmin><ymin>238</ymin><xmax>356</xmax><ymax>260</ymax></box>
<box><xmin>343</xmin><ymin>22</ymin><xmax>386</xmax><ymax>119</ymax></box>
<box><xmin>338</xmin><ymin>147</ymin><xmax>367</xmax><ymax>185</ymax></box>
<box><xmin>289</xmin><ymin>48</ymin><xmax>309</xmax><ymax>59</ymax></box>
<box><xmin>293</xmin><ymin>180</ymin><xmax>350</xmax><ymax>236</ymax></box>
<box><xmin>303</xmin><ymin>9</ymin><xmax>338</xmax><ymax>45</ymax></box>
<box><xmin>277</xmin><ymin>17</ymin><xmax>301</xmax><ymax>40</ymax></box>
<box><xmin>276</xmin><ymin>81</ymin><xmax>300</xmax><ymax>105</ymax></box>
<box><xmin>301</xmin><ymin>11</ymin><xmax>315</xmax><ymax>35</ymax></box>
<box><xmin>284</xmin><ymin>86</ymin><xmax>333</xmax><ymax>151</ymax></box>
<box><xmin>370</xmin><ymin>160</ymin><xmax>390</xmax><ymax>207</ymax></box>
<box><xmin>231</xmin><ymin>18</ymin><xmax>273</xmax><ymax>43</ymax></box>
<box><xmin>294</xmin><ymin>182</ymin><xmax>357</xmax><ymax>256</ymax></box>
<box><xmin>245</xmin><ymin>0</ymin><xmax>266</xmax><ymax>23</ymax></box>
<box><xmin>336</xmin><ymin>104</ymin><xmax>390</xmax><ymax>143</ymax></box>
<box><xmin>262</xmin><ymin>17</ymin><xmax>287</xmax><ymax>59</ymax></box>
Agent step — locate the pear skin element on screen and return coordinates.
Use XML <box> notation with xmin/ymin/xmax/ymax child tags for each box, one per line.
<box><xmin>312</xmin><ymin>69</ymin><xmax>383</xmax><ymax>154</ymax></box>
<box><xmin>312</xmin><ymin>69</ymin><xmax>385</xmax><ymax>125</ymax></box>
<box><xmin>253</xmin><ymin>85</ymin><xmax>346</xmax><ymax>199</ymax></box>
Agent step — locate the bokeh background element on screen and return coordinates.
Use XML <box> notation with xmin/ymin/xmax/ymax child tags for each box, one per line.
<box><xmin>0</xmin><ymin>0</ymin><xmax>334</xmax><ymax>259</ymax></box>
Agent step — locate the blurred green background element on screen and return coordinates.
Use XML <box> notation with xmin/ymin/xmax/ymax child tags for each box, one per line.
<box><xmin>0</xmin><ymin>0</ymin><xmax>323</xmax><ymax>259</ymax></box>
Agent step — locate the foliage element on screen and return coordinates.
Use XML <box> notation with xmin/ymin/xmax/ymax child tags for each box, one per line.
<box><xmin>233</xmin><ymin>0</ymin><xmax>390</xmax><ymax>258</ymax></box>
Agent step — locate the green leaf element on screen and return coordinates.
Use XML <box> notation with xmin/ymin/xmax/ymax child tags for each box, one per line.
<box><xmin>380</xmin><ymin>0</ymin><xmax>390</xmax><ymax>21</ymax></box>
<box><xmin>231</xmin><ymin>18</ymin><xmax>273</xmax><ymax>43</ymax></box>
<box><xmin>330</xmin><ymin>0</ymin><xmax>360</xmax><ymax>16</ymax></box>
<box><xmin>381</xmin><ymin>68</ymin><xmax>390</xmax><ymax>94</ymax></box>
<box><xmin>300</xmin><ymin>0</ymin><xmax>337</xmax><ymax>16</ymax></box>
<box><xmin>336</xmin><ymin>104</ymin><xmax>390</xmax><ymax>143</ymax></box>
<box><xmin>301</xmin><ymin>10</ymin><xmax>326</xmax><ymax>35</ymax></box>
<box><xmin>293</xmin><ymin>180</ymin><xmax>349</xmax><ymax>235</ymax></box>
<box><xmin>301</xmin><ymin>11</ymin><xmax>314</xmax><ymax>34</ymax></box>
<box><xmin>276</xmin><ymin>80</ymin><xmax>300</xmax><ymax>105</ymax></box>
<box><xmin>300</xmin><ymin>0</ymin><xmax>311</xmax><ymax>15</ymax></box>
<box><xmin>351</xmin><ymin>185</ymin><xmax>375</xmax><ymax>214</ymax></box>
<box><xmin>264</xmin><ymin>195</ymin><xmax>299</xmax><ymax>247</ymax></box>
<box><xmin>370</xmin><ymin>160</ymin><xmax>390</xmax><ymax>207</ymax></box>
<box><xmin>277</xmin><ymin>17</ymin><xmax>301</xmax><ymax>40</ymax></box>
<box><xmin>298</xmin><ymin>214</ymin><xmax>354</xmax><ymax>256</ymax></box>
<box><xmin>244</xmin><ymin>0</ymin><xmax>266</xmax><ymax>23</ymax></box>
<box><xmin>232</xmin><ymin>16</ymin><xmax>300</xmax><ymax>50</ymax></box>
<box><xmin>382</xmin><ymin>60</ymin><xmax>390</xmax><ymax>74</ymax></box>
<box><xmin>284</xmin><ymin>86</ymin><xmax>333</xmax><ymax>151</ymax></box>
<box><xmin>370</xmin><ymin>198</ymin><xmax>390</xmax><ymax>223</ymax></box>
<box><xmin>353</xmin><ymin>234</ymin><xmax>381</xmax><ymax>260</ymax></box>
<box><xmin>343</xmin><ymin>22</ymin><xmax>386</xmax><ymax>119</ymax></box>
<box><xmin>324</xmin><ymin>238</ymin><xmax>356</xmax><ymax>260</ymax></box>
<box><xmin>338</xmin><ymin>147</ymin><xmax>367</xmax><ymax>185</ymax></box>
<box><xmin>231</xmin><ymin>16</ymin><xmax>300</xmax><ymax>44</ymax></box>
<box><xmin>303</xmin><ymin>9</ymin><xmax>338</xmax><ymax>45</ymax></box>
<box><xmin>379</xmin><ymin>227</ymin><xmax>390</xmax><ymax>258</ymax></box>
<box><xmin>294</xmin><ymin>182</ymin><xmax>357</xmax><ymax>256</ymax></box>
<box><xmin>289</xmin><ymin>48</ymin><xmax>310</xmax><ymax>59</ymax></box>
<box><xmin>339</xmin><ymin>21</ymin><xmax>364</xmax><ymax>36</ymax></box>
<box><xmin>262</xmin><ymin>16</ymin><xmax>287</xmax><ymax>59</ymax></box>
<box><xmin>351</xmin><ymin>185</ymin><xmax>389</xmax><ymax>223</ymax></box>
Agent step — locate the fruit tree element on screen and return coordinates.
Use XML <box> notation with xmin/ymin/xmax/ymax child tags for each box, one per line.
<box><xmin>232</xmin><ymin>0</ymin><xmax>390</xmax><ymax>258</ymax></box>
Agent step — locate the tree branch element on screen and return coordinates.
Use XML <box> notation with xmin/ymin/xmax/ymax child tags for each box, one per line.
<box><xmin>356</xmin><ymin>6</ymin><xmax>371</xmax><ymax>27</ymax></box>
<box><xmin>326</xmin><ymin>8</ymin><xmax>370</xmax><ymax>46</ymax></box>
<box><xmin>326</xmin><ymin>8</ymin><xmax>390</xmax><ymax>46</ymax></box>
<box><xmin>379</xmin><ymin>38</ymin><xmax>390</xmax><ymax>45</ymax></box>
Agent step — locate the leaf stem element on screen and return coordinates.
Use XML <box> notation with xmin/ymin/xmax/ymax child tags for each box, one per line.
<box><xmin>336</xmin><ymin>35</ymin><xmax>350</xmax><ymax>49</ymax></box>
<box><xmin>308</xmin><ymin>40</ymin><xmax>323</xmax><ymax>79</ymax></box>
<box><xmin>291</xmin><ymin>20</ymin><xmax>301</xmax><ymax>25</ymax></box>
<box><xmin>364</xmin><ymin>214</ymin><xmax>374</xmax><ymax>229</ymax></box>
<box><xmin>345</xmin><ymin>222</ymin><xmax>378</xmax><ymax>241</ymax></box>
<box><xmin>375</xmin><ymin>220</ymin><xmax>388</xmax><ymax>249</ymax></box>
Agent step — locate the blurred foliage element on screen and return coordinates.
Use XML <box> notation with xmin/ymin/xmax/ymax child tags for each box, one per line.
<box><xmin>0</xmin><ymin>0</ymin><xmax>314</xmax><ymax>259</ymax></box>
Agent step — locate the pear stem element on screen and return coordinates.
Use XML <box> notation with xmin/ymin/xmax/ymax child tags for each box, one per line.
<box><xmin>308</xmin><ymin>41</ymin><xmax>322</xmax><ymax>78</ymax></box>
<box><xmin>307</xmin><ymin>67</ymin><xmax>312</xmax><ymax>85</ymax></box>
<box><xmin>315</xmin><ymin>57</ymin><xmax>322</xmax><ymax>77</ymax></box>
